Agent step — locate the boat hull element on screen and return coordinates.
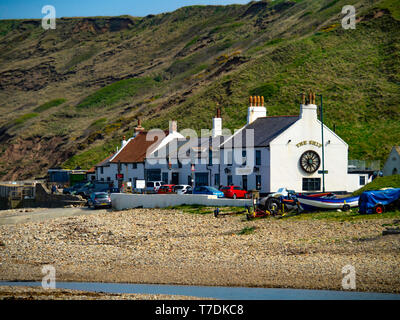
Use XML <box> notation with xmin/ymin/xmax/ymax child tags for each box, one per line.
<box><xmin>297</xmin><ymin>195</ymin><xmax>360</xmax><ymax>211</ymax></box>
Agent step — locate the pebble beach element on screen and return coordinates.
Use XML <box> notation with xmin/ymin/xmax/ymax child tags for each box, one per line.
<box><xmin>0</xmin><ymin>208</ymin><xmax>399</xmax><ymax>297</ymax></box>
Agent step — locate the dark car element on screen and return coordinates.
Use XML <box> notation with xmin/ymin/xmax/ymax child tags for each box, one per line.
<box><xmin>88</xmin><ymin>192</ymin><xmax>112</xmax><ymax>209</ymax></box>
<box><xmin>63</xmin><ymin>182</ymin><xmax>86</xmax><ymax>195</ymax></box>
<box><xmin>74</xmin><ymin>182</ymin><xmax>111</xmax><ymax>199</ymax></box>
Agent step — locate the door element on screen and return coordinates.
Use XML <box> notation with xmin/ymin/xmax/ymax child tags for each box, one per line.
<box><xmin>172</xmin><ymin>172</ymin><xmax>179</xmax><ymax>185</ymax></box>
<box><xmin>195</xmin><ymin>173</ymin><xmax>209</xmax><ymax>187</ymax></box>
<box><xmin>242</xmin><ymin>175</ymin><xmax>248</xmax><ymax>191</ymax></box>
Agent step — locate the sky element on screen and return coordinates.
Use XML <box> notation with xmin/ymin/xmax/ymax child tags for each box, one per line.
<box><xmin>0</xmin><ymin>0</ymin><xmax>252</xmax><ymax>19</ymax></box>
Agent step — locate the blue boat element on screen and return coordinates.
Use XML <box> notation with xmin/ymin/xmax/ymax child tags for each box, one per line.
<box><xmin>297</xmin><ymin>194</ymin><xmax>360</xmax><ymax>212</ymax></box>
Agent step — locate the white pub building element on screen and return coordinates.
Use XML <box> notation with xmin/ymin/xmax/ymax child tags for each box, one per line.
<box><xmin>94</xmin><ymin>92</ymin><xmax>367</xmax><ymax>194</ymax></box>
<box><xmin>220</xmin><ymin>93</ymin><xmax>366</xmax><ymax>193</ymax></box>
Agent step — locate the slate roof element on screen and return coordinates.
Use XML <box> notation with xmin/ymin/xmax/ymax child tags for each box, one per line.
<box><xmin>221</xmin><ymin>116</ymin><xmax>299</xmax><ymax>148</ymax></box>
<box><xmin>95</xmin><ymin>154</ymin><xmax>114</xmax><ymax>167</ymax></box>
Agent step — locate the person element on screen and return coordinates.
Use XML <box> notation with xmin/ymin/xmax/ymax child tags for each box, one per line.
<box><xmin>51</xmin><ymin>184</ymin><xmax>57</xmax><ymax>194</ymax></box>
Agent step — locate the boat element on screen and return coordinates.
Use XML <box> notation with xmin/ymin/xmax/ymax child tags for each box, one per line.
<box><xmin>296</xmin><ymin>194</ymin><xmax>360</xmax><ymax>211</ymax></box>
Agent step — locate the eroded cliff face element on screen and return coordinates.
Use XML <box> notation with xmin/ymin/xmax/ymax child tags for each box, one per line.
<box><xmin>0</xmin><ymin>1</ymin><xmax>399</xmax><ymax>180</ymax></box>
<box><xmin>0</xmin><ymin>135</ymin><xmax>74</xmax><ymax>180</ymax></box>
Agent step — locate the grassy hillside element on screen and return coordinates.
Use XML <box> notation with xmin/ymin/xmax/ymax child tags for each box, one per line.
<box><xmin>0</xmin><ymin>0</ymin><xmax>399</xmax><ymax>179</ymax></box>
<box><xmin>353</xmin><ymin>175</ymin><xmax>400</xmax><ymax>196</ymax></box>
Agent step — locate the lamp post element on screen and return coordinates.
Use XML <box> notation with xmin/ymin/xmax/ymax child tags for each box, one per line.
<box><xmin>317</xmin><ymin>94</ymin><xmax>326</xmax><ymax>193</ymax></box>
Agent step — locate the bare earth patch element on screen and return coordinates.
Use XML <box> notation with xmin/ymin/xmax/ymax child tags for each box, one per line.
<box><xmin>0</xmin><ymin>208</ymin><xmax>399</xmax><ymax>295</ymax></box>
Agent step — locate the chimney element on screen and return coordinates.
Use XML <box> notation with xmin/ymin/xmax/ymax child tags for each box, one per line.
<box><xmin>134</xmin><ymin>118</ymin><xmax>145</xmax><ymax>134</ymax></box>
<box><xmin>121</xmin><ymin>135</ymin><xmax>128</xmax><ymax>148</ymax></box>
<box><xmin>212</xmin><ymin>108</ymin><xmax>222</xmax><ymax>138</ymax></box>
<box><xmin>300</xmin><ymin>91</ymin><xmax>318</xmax><ymax>121</ymax></box>
<box><xmin>247</xmin><ymin>95</ymin><xmax>267</xmax><ymax>125</ymax></box>
<box><xmin>169</xmin><ymin>120</ymin><xmax>178</xmax><ymax>134</ymax></box>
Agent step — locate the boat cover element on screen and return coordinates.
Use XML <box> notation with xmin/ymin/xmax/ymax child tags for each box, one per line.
<box><xmin>359</xmin><ymin>188</ymin><xmax>400</xmax><ymax>214</ymax></box>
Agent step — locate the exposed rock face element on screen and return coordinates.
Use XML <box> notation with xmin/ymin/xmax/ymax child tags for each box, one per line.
<box><xmin>0</xmin><ymin>2</ymin><xmax>398</xmax><ymax>180</ymax></box>
<box><xmin>0</xmin><ymin>136</ymin><xmax>72</xmax><ymax>181</ymax></box>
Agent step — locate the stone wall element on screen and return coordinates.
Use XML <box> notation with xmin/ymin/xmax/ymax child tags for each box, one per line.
<box><xmin>34</xmin><ymin>183</ymin><xmax>85</xmax><ymax>208</ymax></box>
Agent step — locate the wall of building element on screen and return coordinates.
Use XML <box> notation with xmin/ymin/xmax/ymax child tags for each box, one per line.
<box><xmin>383</xmin><ymin>148</ymin><xmax>400</xmax><ymax>176</ymax></box>
<box><xmin>270</xmin><ymin>108</ymin><xmax>349</xmax><ymax>193</ymax></box>
<box><xmin>347</xmin><ymin>173</ymin><xmax>370</xmax><ymax>193</ymax></box>
<box><xmin>220</xmin><ymin>147</ymin><xmax>270</xmax><ymax>193</ymax></box>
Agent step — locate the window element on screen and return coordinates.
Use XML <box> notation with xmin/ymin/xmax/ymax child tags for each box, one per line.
<box><xmin>107</xmin><ymin>177</ymin><xmax>111</xmax><ymax>182</ymax></box>
<box><xmin>132</xmin><ymin>163</ymin><xmax>137</xmax><ymax>169</ymax></box>
<box><xmin>242</xmin><ymin>150</ymin><xmax>247</xmax><ymax>166</ymax></box>
<box><xmin>303</xmin><ymin>178</ymin><xmax>321</xmax><ymax>191</ymax></box>
<box><xmin>101</xmin><ymin>178</ymin><xmax>104</xmax><ymax>182</ymax></box>
<box><xmin>209</xmin><ymin>149</ymin><xmax>213</xmax><ymax>166</ymax></box>
<box><xmin>256</xmin><ymin>150</ymin><xmax>262</xmax><ymax>166</ymax></box>
<box><xmin>226</xmin><ymin>150</ymin><xmax>233</xmax><ymax>166</ymax></box>
<box><xmin>227</xmin><ymin>175</ymin><xmax>233</xmax><ymax>186</ymax></box>
<box><xmin>214</xmin><ymin>174</ymin><xmax>220</xmax><ymax>187</ymax></box>
<box><xmin>393</xmin><ymin>168</ymin><xmax>398</xmax><ymax>175</ymax></box>
<box><xmin>256</xmin><ymin>175</ymin><xmax>262</xmax><ymax>190</ymax></box>
<box><xmin>100</xmin><ymin>167</ymin><xmax>104</xmax><ymax>174</ymax></box>
<box><xmin>360</xmin><ymin>176</ymin><xmax>366</xmax><ymax>186</ymax></box>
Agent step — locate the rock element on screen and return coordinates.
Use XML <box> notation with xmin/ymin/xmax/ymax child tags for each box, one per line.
<box><xmin>383</xmin><ymin>228</ymin><xmax>400</xmax><ymax>236</ymax></box>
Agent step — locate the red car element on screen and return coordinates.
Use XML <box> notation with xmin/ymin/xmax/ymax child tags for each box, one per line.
<box><xmin>157</xmin><ymin>185</ymin><xmax>176</xmax><ymax>194</ymax></box>
<box><xmin>221</xmin><ymin>186</ymin><xmax>248</xmax><ymax>199</ymax></box>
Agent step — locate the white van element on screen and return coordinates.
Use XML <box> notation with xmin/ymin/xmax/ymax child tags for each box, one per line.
<box><xmin>145</xmin><ymin>181</ymin><xmax>165</xmax><ymax>194</ymax></box>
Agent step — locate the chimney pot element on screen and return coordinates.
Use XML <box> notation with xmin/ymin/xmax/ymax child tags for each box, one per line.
<box><xmin>249</xmin><ymin>96</ymin><xmax>253</xmax><ymax>107</ymax></box>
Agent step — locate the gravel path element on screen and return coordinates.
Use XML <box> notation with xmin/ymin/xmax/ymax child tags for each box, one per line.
<box><xmin>0</xmin><ymin>208</ymin><xmax>399</xmax><ymax>294</ymax></box>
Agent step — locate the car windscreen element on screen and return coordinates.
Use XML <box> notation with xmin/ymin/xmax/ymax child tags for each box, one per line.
<box><xmin>146</xmin><ymin>183</ymin><xmax>154</xmax><ymax>188</ymax></box>
<box><xmin>174</xmin><ymin>186</ymin><xmax>184</xmax><ymax>190</ymax></box>
<box><xmin>95</xmin><ymin>194</ymin><xmax>108</xmax><ymax>199</ymax></box>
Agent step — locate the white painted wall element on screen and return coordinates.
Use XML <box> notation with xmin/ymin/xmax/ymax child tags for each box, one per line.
<box><xmin>347</xmin><ymin>173</ymin><xmax>369</xmax><ymax>193</ymax></box>
<box><xmin>270</xmin><ymin>104</ymin><xmax>349</xmax><ymax>193</ymax></box>
<box><xmin>111</xmin><ymin>193</ymin><xmax>252</xmax><ymax>210</ymax></box>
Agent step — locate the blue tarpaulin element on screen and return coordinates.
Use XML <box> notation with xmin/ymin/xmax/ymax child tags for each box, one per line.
<box><xmin>359</xmin><ymin>188</ymin><xmax>400</xmax><ymax>214</ymax></box>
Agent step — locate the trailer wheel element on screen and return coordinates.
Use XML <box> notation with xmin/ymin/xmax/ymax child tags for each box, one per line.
<box><xmin>374</xmin><ymin>204</ymin><xmax>385</xmax><ymax>215</ymax></box>
<box><xmin>267</xmin><ymin>198</ymin><xmax>280</xmax><ymax>215</ymax></box>
<box><xmin>343</xmin><ymin>204</ymin><xmax>351</xmax><ymax>212</ymax></box>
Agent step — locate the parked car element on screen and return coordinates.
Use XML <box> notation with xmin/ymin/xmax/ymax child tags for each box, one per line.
<box><xmin>99</xmin><ymin>187</ymin><xmax>120</xmax><ymax>194</ymax></box>
<box><xmin>74</xmin><ymin>181</ymin><xmax>111</xmax><ymax>199</ymax></box>
<box><xmin>63</xmin><ymin>182</ymin><xmax>86</xmax><ymax>195</ymax></box>
<box><xmin>145</xmin><ymin>181</ymin><xmax>166</xmax><ymax>194</ymax></box>
<box><xmin>193</xmin><ymin>186</ymin><xmax>224</xmax><ymax>198</ymax></box>
<box><xmin>88</xmin><ymin>192</ymin><xmax>112</xmax><ymax>209</ymax></box>
<box><xmin>157</xmin><ymin>185</ymin><xmax>176</xmax><ymax>194</ymax></box>
<box><xmin>221</xmin><ymin>186</ymin><xmax>248</xmax><ymax>199</ymax></box>
<box><xmin>173</xmin><ymin>185</ymin><xmax>192</xmax><ymax>195</ymax></box>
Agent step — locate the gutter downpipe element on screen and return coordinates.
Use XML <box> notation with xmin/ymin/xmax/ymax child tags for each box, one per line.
<box><xmin>317</xmin><ymin>94</ymin><xmax>326</xmax><ymax>193</ymax></box>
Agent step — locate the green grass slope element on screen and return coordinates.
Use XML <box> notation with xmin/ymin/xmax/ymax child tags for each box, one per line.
<box><xmin>0</xmin><ymin>0</ymin><xmax>399</xmax><ymax>178</ymax></box>
<box><xmin>353</xmin><ymin>175</ymin><xmax>400</xmax><ymax>196</ymax></box>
